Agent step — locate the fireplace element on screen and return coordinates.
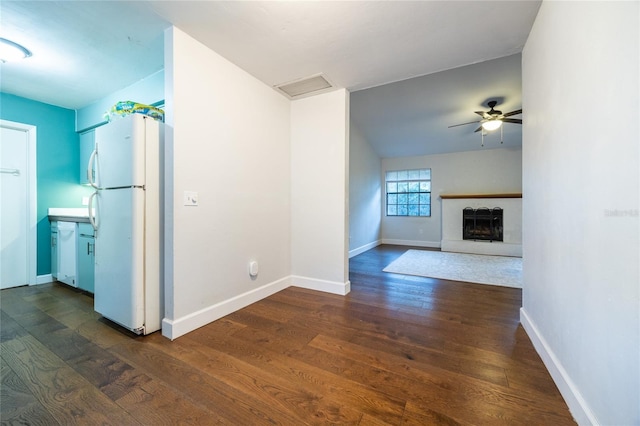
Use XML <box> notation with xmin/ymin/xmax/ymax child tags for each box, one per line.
<box><xmin>441</xmin><ymin>194</ymin><xmax>521</xmax><ymax>257</ymax></box>
<box><xmin>463</xmin><ymin>207</ymin><xmax>503</xmax><ymax>242</ymax></box>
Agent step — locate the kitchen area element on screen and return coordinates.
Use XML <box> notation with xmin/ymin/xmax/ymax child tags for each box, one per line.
<box><xmin>1</xmin><ymin>69</ymin><xmax>165</xmax><ymax>333</ymax></box>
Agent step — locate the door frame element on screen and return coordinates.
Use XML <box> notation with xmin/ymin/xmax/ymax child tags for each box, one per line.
<box><xmin>1</xmin><ymin>120</ymin><xmax>37</xmax><ymax>285</ymax></box>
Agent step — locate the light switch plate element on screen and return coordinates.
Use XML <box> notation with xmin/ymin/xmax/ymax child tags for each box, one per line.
<box><xmin>183</xmin><ymin>191</ymin><xmax>199</xmax><ymax>206</ymax></box>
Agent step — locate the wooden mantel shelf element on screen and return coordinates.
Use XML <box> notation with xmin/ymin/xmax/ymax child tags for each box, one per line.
<box><xmin>440</xmin><ymin>193</ymin><xmax>522</xmax><ymax>199</ymax></box>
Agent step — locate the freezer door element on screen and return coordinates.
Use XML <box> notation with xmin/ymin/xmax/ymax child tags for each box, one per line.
<box><xmin>94</xmin><ymin>188</ymin><xmax>145</xmax><ymax>332</ymax></box>
<box><xmin>94</xmin><ymin>114</ymin><xmax>147</xmax><ymax>188</ymax></box>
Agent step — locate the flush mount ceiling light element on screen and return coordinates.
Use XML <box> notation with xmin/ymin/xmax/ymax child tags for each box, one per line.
<box><xmin>274</xmin><ymin>73</ymin><xmax>334</xmax><ymax>99</ymax></box>
<box><xmin>0</xmin><ymin>37</ymin><xmax>32</xmax><ymax>63</ymax></box>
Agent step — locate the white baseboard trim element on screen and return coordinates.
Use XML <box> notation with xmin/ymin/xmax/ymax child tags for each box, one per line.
<box><xmin>520</xmin><ymin>308</ymin><xmax>596</xmax><ymax>426</ymax></box>
<box><xmin>162</xmin><ymin>274</ymin><xmax>351</xmax><ymax>340</ymax></box>
<box><xmin>35</xmin><ymin>274</ymin><xmax>53</xmax><ymax>285</ymax></box>
<box><xmin>381</xmin><ymin>239</ymin><xmax>441</xmax><ymax>248</ymax></box>
<box><xmin>291</xmin><ymin>275</ymin><xmax>351</xmax><ymax>296</ymax></box>
<box><xmin>349</xmin><ymin>240</ymin><xmax>381</xmax><ymax>258</ymax></box>
<box><xmin>162</xmin><ymin>276</ymin><xmax>292</xmax><ymax>340</ymax></box>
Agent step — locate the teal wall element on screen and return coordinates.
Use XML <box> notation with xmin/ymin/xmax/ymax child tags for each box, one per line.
<box><xmin>0</xmin><ymin>93</ymin><xmax>93</xmax><ymax>276</ymax></box>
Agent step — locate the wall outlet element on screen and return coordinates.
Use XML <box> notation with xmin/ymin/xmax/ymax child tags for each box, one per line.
<box><xmin>82</xmin><ymin>197</ymin><xmax>89</xmax><ymax>206</ymax></box>
<box><xmin>183</xmin><ymin>191</ymin><xmax>199</xmax><ymax>206</ymax></box>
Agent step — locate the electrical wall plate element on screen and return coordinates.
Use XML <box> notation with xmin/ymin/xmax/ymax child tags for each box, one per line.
<box><xmin>183</xmin><ymin>191</ymin><xmax>198</xmax><ymax>206</ymax></box>
<box><xmin>249</xmin><ymin>261</ymin><xmax>259</xmax><ymax>277</ymax></box>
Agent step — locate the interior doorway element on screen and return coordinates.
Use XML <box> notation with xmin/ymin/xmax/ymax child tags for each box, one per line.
<box><xmin>1</xmin><ymin>120</ymin><xmax>37</xmax><ymax>289</ymax></box>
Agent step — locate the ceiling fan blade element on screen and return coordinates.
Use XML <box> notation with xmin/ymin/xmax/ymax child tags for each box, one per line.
<box><xmin>502</xmin><ymin>118</ymin><xmax>523</xmax><ymax>124</ymax></box>
<box><xmin>474</xmin><ymin>111</ymin><xmax>491</xmax><ymax>119</ymax></box>
<box><xmin>503</xmin><ymin>109</ymin><xmax>522</xmax><ymax>117</ymax></box>
<box><xmin>474</xmin><ymin>126</ymin><xmax>483</xmax><ymax>133</ymax></box>
<box><xmin>448</xmin><ymin>120</ymin><xmax>481</xmax><ymax>128</ymax></box>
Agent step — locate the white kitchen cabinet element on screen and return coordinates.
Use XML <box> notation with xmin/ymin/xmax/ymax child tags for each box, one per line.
<box><xmin>49</xmin><ymin>218</ymin><xmax>95</xmax><ymax>293</ymax></box>
<box><xmin>56</xmin><ymin>221</ymin><xmax>77</xmax><ymax>286</ymax></box>
<box><xmin>76</xmin><ymin>223</ymin><xmax>95</xmax><ymax>293</ymax></box>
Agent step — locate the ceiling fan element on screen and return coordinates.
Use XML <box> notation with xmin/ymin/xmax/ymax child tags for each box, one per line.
<box><xmin>449</xmin><ymin>100</ymin><xmax>522</xmax><ymax>133</ymax></box>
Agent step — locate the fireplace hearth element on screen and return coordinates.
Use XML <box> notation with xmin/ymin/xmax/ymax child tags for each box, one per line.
<box><xmin>463</xmin><ymin>207</ymin><xmax>503</xmax><ymax>242</ymax></box>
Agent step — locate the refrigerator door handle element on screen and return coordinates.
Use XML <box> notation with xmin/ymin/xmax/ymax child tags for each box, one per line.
<box><xmin>88</xmin><ymin>191</ymin><xmax>98</xmax><ymax>231</ymax></box>
<box><xmin>87</xmin><ymin>148</ymin><xmax>99</xmax><ymax>189</ymax></box>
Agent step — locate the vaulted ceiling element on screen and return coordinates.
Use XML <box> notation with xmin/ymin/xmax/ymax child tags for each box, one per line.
<box><xmin>0</xmin><ymin>1</ymin><xmax>541</xmax><ymax>156</ymax></box>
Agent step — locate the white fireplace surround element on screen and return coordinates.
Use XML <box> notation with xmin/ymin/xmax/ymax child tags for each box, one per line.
<box><xmin>441</xmin><ymin>195</ymin><xmax>522</xmax><ymax>257</ymax></box>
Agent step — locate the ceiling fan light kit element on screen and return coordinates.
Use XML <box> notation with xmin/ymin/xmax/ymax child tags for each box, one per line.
<box><xmin>449</xmin><ymin>100</ymin><xmax>522</xmax><ymax>146</ymax></box>
<box><xmin>481</xmin><ymin>119</ymin><xmax>502</xmax><ymax>131</ymax></box>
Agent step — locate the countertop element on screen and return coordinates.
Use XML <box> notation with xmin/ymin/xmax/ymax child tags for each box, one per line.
<box><xmin>48</xmin><ymin>208</ymin><xmax>92</xmax><ymax>223</ymax></box>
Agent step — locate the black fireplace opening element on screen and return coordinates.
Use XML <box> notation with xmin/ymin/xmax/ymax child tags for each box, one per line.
<box><xmin>463</xmin><ymin>207</ymin><xmax>503</xmax><ymax>242</ymax></box>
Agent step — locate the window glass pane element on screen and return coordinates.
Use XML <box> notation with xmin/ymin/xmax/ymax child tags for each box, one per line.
<box><xmin>385</xmin><ymin>168</ymin><xmax>431</xmax><ymax>217</ymax></box>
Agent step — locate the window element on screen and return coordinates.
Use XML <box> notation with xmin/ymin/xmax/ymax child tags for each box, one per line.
<box><xmin>385</xmin><ymin>168</ymin><xmax>431</xmax><ymax>216</ymax></box>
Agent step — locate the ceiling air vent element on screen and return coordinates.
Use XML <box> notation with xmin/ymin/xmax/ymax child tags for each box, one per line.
<box><xmin>274</xmin><ymin>74</ymin><xmax>334</xmax><ymax>99</ymax></box>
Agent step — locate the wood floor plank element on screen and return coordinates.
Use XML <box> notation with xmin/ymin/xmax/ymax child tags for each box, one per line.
<box><xmin>0</xmin><ymin>309</ymin><xmax>29</xmax><ymax>343</ymax></box>
<box><xmin>110</xmin><ymin>336</ymin><xmax>326</xmax><ymax>425</ymax></box>
<box><xmin>115</xmin><ymin>378</ymin><xmax>221</xmax><ymax>425</ymax></box>
<box><xmin>66</xmin><ymin>340</ymin><xmax>153</xmax><ymax>401</ymax></box>
<box><xmin>146</xmin><ymin>332</ymin><xmax>344</xmax><ymax>425</ymax></box>
<box><xmin>187</xmin><ymin>326</ymin><xmax>406</xmax><ymax>424</ymax></box>
<box><xmin>0</xmin><ymin>358</ymin><xmax>59</xmax><ymax>425</ymax></box>
<box><xmin>0</xmin><ymin>334</ymin><xmax>139</xmax><ymax>425</ymax></box>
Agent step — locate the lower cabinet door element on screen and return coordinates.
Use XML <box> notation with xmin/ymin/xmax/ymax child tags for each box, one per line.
<box><xmin>77</xmin><ymin>224</ymin><xmax>95</xmax><ymax>293</ymax></box>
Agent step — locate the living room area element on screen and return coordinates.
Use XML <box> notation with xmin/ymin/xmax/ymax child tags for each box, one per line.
<box><xmin>347</xmin><ymin>4</ymin><xmax>639</xmax><ymax>424</ymax></box>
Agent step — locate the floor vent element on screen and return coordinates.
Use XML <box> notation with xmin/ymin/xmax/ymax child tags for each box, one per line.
<box><xmin>274</xmin><ymin>74</ymin><xmax>334</xmax><ymax>99</ymax></box>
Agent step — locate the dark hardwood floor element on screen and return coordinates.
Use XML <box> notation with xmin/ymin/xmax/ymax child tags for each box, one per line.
<box><xmin>1</xmin><ymin>245</ymin><xmax>575</xmax><ymax>425</ymax></box>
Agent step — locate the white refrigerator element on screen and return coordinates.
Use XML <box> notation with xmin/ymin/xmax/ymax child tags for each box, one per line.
<box><xmin>87</xmin><ymin>114</ymin><xmax>163</xmax><ymax>335</ymax></box>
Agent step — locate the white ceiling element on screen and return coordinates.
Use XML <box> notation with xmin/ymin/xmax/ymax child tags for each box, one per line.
<box><xmin>0</xmin><ymin>0</ymin><xmax>541</xmax><ymax>157</ymax></box>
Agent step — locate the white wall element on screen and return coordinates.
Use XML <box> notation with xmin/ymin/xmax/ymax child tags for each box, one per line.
<box><xmin>348</xmin><ymin>122</ymin><xmax>381</xmax><ymax>257</ymax></box>
<box><xmin>381</xmin><ymin>147</ymin><xmax>522</xmax><ymax>246</ymax></box>
<box><xmin>521</xmin><ymin>2</ymin><xmax>639</xmax><ymax>425</ymax></box>
<box><xmin>164</xmin><ymin>27</ymin><xmax>292</xmax><ymax>339</ymax></box>
<box><xmin>291</xmin><ymin>89</ymin><xmax>350</xmax><ymax>294</ymax></box>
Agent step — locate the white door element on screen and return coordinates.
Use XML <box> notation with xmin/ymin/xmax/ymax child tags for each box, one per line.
<box><xmin>0</xmin><ymin>121</ymin><xmax>36</xmax><ymax>289</ymax></box>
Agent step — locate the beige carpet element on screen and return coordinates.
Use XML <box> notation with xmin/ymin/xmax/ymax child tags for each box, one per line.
<box><xmin>383</xmin><ymin>249</ymin><xmax>522</xmax><ymax>288</ymax></box>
